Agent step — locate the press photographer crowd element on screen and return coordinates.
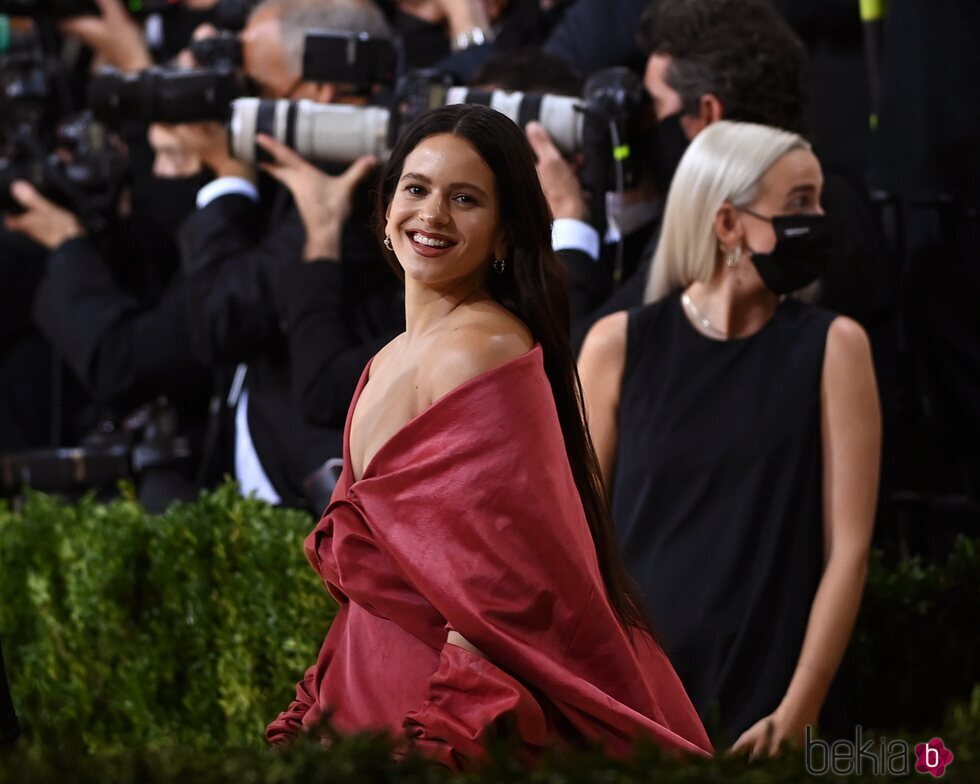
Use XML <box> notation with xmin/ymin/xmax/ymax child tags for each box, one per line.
<box><xmin>1</xmin><ymin>0</ymin><xmax>978</xmax><ymax>763</ymax></box>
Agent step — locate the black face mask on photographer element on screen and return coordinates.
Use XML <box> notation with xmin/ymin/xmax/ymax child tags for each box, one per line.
<box><xmin>741</xmin><ymin>208</ymin><xmax>833</xmax><ymax>295</ymax></box>
<box><xmin>649</xmin><ymin>110</ymin><xmax>690</xmax><ymax>195</ymax></box>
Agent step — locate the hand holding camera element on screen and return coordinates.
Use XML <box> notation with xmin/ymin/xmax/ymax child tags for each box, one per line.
<box><xmin>59</xmin><ymin>0</ymin><xmax>152</xmax><ymax>73</ymax></box>
<box><xmin>167</xmin><ymin>121</ymin><xmax>253</xmax><ymax>180</ymax></box>
<box><xmin>256</xmin><ymin>133</ymin><xmax>376</xmax><ymax>261</ymax></box>
<box><xmin>525</xmin><ymin>120</ymin><xmax>587</xmax><ymax>222</ymax></box>
<box><xmin>4</xmin><ymin>180</ymin><xmax>85</xmax><ymax>249</ymax></box>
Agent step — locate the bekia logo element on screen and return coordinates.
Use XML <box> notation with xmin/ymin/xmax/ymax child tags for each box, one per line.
<box><xmin>915</xmin><ymin>738</ymin><xmax>954</xmax><ymax>778</ymax></box>
<box><xmin>805</xmin><ymin>726</ymin><xmax>954</xmax><ymax>777</ymax></box>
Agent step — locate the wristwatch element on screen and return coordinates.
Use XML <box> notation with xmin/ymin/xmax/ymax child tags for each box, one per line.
<box><xmin>451</xmin><ymin>26</ymin><xmax>493</xmax><ymax>52</ymax></box>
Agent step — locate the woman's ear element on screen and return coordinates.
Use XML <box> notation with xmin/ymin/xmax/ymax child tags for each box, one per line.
<box><xmin>493</xmin><ymin>230</ymin><xmax>509</xmax><ymax>261</ymax></box>
<box><xmin>714</xmin><ymin>202</ymin><xmax>743</xmax><ymax>249</ymax></box>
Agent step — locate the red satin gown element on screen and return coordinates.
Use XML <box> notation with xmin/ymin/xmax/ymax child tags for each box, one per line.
<box><xmin>266</xmin><ymin>345</ymin><xmax>712</xmax><ymax>767</ymax></box>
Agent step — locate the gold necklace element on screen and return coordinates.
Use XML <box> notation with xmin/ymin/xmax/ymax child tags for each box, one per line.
<box><xmin>681</xmin><ymin>292</ymin><xmax>729</xmax><ymax>338</ymax></box>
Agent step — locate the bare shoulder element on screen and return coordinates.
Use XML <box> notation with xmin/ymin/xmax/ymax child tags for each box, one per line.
<box><xmin>824</xmin><ymin>316</ymin><xmax>873</xmax><ymax>371</ymax></box>
<box><xmin>424</xmin><ymin>306</ymin><xmax>535</xmax><ymax>402</ymax></box>
<box><xmin>367</xmin><ymin>333</ymin><xmax>406</xmax><ymax>378</ymax></box>
<box><xmin>579</xmin><ymin>311</ymin><xmax>629</xmax><ymax>369</ymax></box>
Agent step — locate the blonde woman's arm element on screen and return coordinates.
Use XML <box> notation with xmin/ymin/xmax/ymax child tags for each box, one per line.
<box><xmin>577</xmin><ymin>311</ymin><xmax>629</xmax><ymax>492</ymax></box>
<box><xmin>732</xmin><ymin>316</ymin><xmax>881</xmax><ymax>759</ymax></box>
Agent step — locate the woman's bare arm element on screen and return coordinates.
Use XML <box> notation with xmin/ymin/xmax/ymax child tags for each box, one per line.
<box><xmin>577</xmin><ymin>311</ymin><xmax>629</xmax><ymax>491</ymax></box>
<box><xmin>732</xmin><ymin>316</ymin><xmax>881</xmax><ymax>758</ymax></box>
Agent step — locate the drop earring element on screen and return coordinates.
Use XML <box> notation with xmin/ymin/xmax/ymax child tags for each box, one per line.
<box><xmin>726</xmin><ymin>245</ymin><xmax>742</xmax><ymax>268</ymax></box>
<box><xmin>383</xmin><ymin>235</ymin><xmax>392</xmax><ymax>251</ymax></box>
<box><xmin>492</xmin><ymin>257</ymin><xmax>506</xmax><ymax>274</ymax></box>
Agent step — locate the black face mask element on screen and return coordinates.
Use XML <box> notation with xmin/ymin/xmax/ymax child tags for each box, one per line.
<box><xmin>745</xmin><ymin>211</ymin><xmax>833</xmax><ymax>295</ymax></box>
<box><xmin>649</xmin><ymin>110</ymin><xmax>690</xmax><ymax>196</ymax></box>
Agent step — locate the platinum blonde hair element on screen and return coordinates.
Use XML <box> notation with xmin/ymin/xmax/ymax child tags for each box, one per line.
<box><xmin>644</xmin><ymin>120</ymin><xmax>810</xmax><ymax>303</ymax></box>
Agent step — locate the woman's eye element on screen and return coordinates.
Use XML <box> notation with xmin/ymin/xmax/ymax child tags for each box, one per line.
<box><xmin>405</xmin><ymin>184</ymin><xmax>425</xmax><ymax>196</ymax></box>
<box><xmin>454</xmin><ymin>193</ymin><xmax>476</xmax><ymax>205</ymax></box>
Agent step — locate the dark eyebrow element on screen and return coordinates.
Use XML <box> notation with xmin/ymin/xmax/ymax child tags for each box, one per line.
<box><xmin>399</xmin><ymin>172</ymin><xmax>489</xmax><ymax>199</ymax></box>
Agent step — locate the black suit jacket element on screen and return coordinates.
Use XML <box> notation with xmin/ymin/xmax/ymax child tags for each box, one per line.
<box><xmin>179</xmin><ymin>178</ymin><xmax>402</xmax><ymax>507</ymax></box>
<box><xmin>32</xmin><ymin>236</ymin><xmax>210</xmax><ymax>419</ymax></box>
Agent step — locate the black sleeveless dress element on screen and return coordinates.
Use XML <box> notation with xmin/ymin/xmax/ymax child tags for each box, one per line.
<box><xmin>612</xmin><ymin>293</ymin><xmax>836</xmax><ymax>743</ymax></box>
<box><xmin>0</xmin><ymin>640</ymin><xmax>19</xmax><ymax>747</ymax></box>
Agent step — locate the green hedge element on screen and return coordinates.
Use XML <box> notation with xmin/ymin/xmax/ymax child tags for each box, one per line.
<box><xmin>0</xmin><ymin>483</ymin><xmax>334</xmax><ymax>751</ymax></box>
<box><xmin>851</xmin><ymin>537</ymin><xmax>980</xmax><ymax>733</ymax></box>
<box><xmin>0</xmin><ymin>485</ymin><xmax>978</xmax><ymax>782</ymax></box>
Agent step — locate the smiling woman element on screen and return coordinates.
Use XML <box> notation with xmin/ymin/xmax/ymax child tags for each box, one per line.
<box><xmin>265</xmin><ymin>104</ymin><xmax>712</xmax><ymax>767</ymax></box>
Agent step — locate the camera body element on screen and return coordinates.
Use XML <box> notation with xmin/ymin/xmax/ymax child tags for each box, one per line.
<box><xmin>301</xmin><ymin>29</ymin><xmax>396</xmax><ymax>90</ymax></box>
<box><xmin>1</xmin><ymin>20</ymin><xmax>125</xmax><ymax>226</ymax></box>
<box><xmin>189</xmin><ymin>28</ymin><xmax>242</xmax><ymax>68</ymax></box>
<box><xmin>1</xmin><ymin>400</ymin><xmax>191</xmax><ymax>498</ymax></box>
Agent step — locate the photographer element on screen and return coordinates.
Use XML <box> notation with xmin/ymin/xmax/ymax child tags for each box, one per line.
<box><xmin>3</xmin><ymin>140</ymin><xmax>213</xmax><ymax>502</ymax></box>
<box><xmin>0</xmin><ymin>17</ymin><xmax>211</xmax><ymax>490</ymax></box>
<box><xmin>173</xmin><ymin>0</ymin><xmax>400</xmax><ymax>509</ymax></box>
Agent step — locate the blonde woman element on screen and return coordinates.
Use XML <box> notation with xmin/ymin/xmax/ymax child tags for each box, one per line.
<box><xmin>579</xmin><ymin>121</ymin><xmax>880</xmax><ymax>757</ymax></box>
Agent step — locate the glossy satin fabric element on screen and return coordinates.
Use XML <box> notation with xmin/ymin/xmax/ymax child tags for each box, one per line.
<box><xmin>266</xmin><ymin>346</ymin><xmax>712</xmax><ymax>766</ymax></box>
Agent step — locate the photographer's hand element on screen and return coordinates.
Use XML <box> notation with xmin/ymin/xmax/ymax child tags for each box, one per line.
<box><xmin>525</xmin><ymin>121</ymin><xmax>588</xmax><ymax>222</ymax></box>
<box><xmin>168</xmin><ymin>122</ymin><xmax>254</xmax><ymax>181</ymax></box>
<box><xmin>4</xmin><ymin>182</ymin><xmax>85</xmax><ymax>250</ymax></box>
<box><xmin>60</xmin><ymin>0</ymin><xmax>153</xmax><ymax>73</ymax></box>
<box><xmin>256</xmin><ymin>134</ymin><xmax>376</xmax><ymax>261</ymax></box>
<box><xmin>399</xmin><ymin>0</ymin><xmax>495</xmax><ymax>36</ymax></box>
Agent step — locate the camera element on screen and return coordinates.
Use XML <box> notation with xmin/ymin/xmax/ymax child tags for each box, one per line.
<box><xmin>228</xmin><ymin>30</ymin><xmax>647</xmax><ymax>177</ymax></box>
<box><xmin>189</xmin><ymin>28</ymin><xmax>242</xmax><ymax>68</ymax></box>
<box><xmin>0</xmin><ymin>112</ymin><xmax>127</xmax><ymax>230</ymax></box>
<box><xmin>302</xmin><ymin>29</ymin><xmax>397</xmax><ymax>91</ymax></box>
<box><xmin>1</xmin><ymin>400</ymin><xmax>191</xmax><ymax>498</ymax></box>
<box><xmin>88</xmin><ymin>65</ymin><xmax>246</xmax><ymax>124</ymax></box>
<box><xmin>1</xmin><ymin>19</ymin><xmax>124</xmax><ymax>227</ymax></box>
<box><xmin>229</xmin><ymin>69</ymin><xmax>586</xmax><ymax>165</ymax></box>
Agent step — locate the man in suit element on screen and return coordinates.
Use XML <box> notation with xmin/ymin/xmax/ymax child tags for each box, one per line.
<box><xmin>172</xmin><ymin>0</ymin><xmax>401</xmax><ymax>510</ymax></box>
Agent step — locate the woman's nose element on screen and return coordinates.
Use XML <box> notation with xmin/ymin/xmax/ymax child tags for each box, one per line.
<box><xmin>420</xmin><ymin>194</ymin><xmax>449</xmax><ymax>225</ymax></box>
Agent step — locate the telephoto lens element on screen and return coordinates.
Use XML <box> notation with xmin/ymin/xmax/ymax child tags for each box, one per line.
<box><xmin>229</xmin><ymin>97</ymin><xmax>391</xmax><ymax>164</ymax></box>
<box><xmin>443</xmin><ymin>86</ymin><xmax>585</xmax><ymax>155</ymax></box>
<box><xmin>89</xmin><ymin>66</ymin><xmax>246</xmax><ymax>125</ymax></box>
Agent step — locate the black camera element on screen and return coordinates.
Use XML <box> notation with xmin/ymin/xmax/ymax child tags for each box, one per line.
<box><xmin>1</xmin><ymin>400</ymin><xmax>191</xmax><ymax>498</ymax></box>
<box><xmin>0</xmin><ymin>112</ymin><xmax>127</xmax><ymax>230</ymax></box>
<box><xmin>88</xmin><ymin>65</ymin><xmax>247</xmax><ymax>124</ymax></box>
<box><xmin>1</xmin><ymin>20</ymin><xmax>125</xmax><ymax>227</ymax></box>
<box><xmin>189</xmin><ymin>28</ymin><xmax>242</xmax><ymax>68</ymax></box>
<box><xmin>301</xmin><ymin>29</ymin><xmax>397</xmax><ymax>90</ymax></box>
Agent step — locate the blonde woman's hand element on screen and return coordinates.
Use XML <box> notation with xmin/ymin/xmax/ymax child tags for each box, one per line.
<box><xmin>729</xmin><ymin>703</ymin><xmax>814</xmax><ymax>760</ymax></box>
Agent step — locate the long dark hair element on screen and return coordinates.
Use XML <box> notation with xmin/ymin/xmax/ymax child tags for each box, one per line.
<box><xmin>376</xmin><ymin>104</ymin><xmax>652</xmax><ymax>635</ymax></box>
